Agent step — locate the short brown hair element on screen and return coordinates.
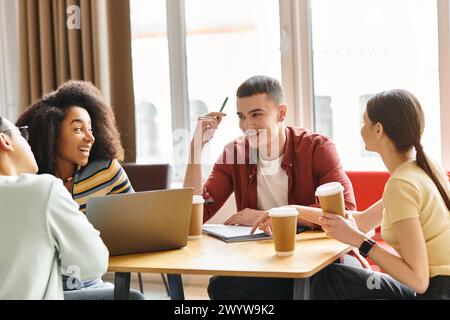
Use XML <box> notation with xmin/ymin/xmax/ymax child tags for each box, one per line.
<box><xmin>236</xmin><ymin>75</ymin><xmax>285</xmax><ymax>104</ymax></box>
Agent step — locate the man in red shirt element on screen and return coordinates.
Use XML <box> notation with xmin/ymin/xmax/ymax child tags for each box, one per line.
<box><xmin>184</xmin><ymin>75</ymin><xmax>356</xmax><ymax>299</ymax></box>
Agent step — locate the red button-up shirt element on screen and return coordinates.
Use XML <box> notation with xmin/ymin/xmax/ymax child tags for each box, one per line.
<box><xmin>202</xmin><ymin>126</ymin><xmax>356</xmax><ymax>222</ymax></box>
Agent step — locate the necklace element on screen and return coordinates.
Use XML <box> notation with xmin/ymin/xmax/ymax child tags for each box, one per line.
<box><xmin>62</xmin><ymin>176</ymin><xmax>74</xmax><ymax>184</ymax></box>
<box><xmin>60</xmin><ymin>166</ymin><xmax>81</xmax><ymax>185</ymax></box>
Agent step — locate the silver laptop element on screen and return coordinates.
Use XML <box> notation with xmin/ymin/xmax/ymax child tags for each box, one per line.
<box><xmin>86</xmin><ymin>188</ymin><xmax>194</xmax><ymax>256</ymax></box>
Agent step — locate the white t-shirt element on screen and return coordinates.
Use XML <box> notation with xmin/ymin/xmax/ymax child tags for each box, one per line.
<box><xmin>0</xmin><ymin>174</ymin><xmax>109</xmax><ymax>300</ymax></box>
<box><xmin>256</xmin><ymin>154</ymin><xmax>289</xmax><ymax>211</ymax></box>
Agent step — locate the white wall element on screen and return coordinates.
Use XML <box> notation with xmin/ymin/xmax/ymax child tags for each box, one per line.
<box><xmin>0</xmin><ymin>0</ymin><xmax>20</xmax><ymax>121</ymax></box>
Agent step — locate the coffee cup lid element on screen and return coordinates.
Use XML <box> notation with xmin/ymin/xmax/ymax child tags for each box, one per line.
<box><xmin>315</xmin><ymin>182</ymin><xmax>344</xmax><ymax>197</ymax></box>
<box><xmin>193</xmin><ymin>195</ymin><xmax>205</xmax><ymax>204</ymax></box>
<box><xmin>268</xmin><ymin>207</ymin><xmax>298</xmax><ymax>217</ymax></box>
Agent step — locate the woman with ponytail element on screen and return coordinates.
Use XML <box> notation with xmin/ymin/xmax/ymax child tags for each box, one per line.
<box><xmin>309</xmin><ymin>89</ymin><xmax>450</xmax><ymax>299</ymax></box>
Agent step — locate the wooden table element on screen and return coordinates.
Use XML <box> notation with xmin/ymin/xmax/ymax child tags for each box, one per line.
<box><xmin>108</xmin><ymin>231</ymin><xmax>351</xmax><ymax>300</ymax></box>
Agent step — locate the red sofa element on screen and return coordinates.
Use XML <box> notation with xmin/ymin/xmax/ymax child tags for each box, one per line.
<box><xmin>346</xmin><ymin>170</ymin><xmax>450</xmax><ymax>271</ymax></box>
<box><xmin>346</xmin><ymin>171</ymin><xmax>389</xmax><ymax>237</ymax></box>
<box><xmin>346</xmin><ymin>171</ymin><xmax>392</xmax><ymax>270</ymax></box>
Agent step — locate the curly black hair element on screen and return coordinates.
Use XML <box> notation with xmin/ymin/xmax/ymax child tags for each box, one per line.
<box><xmin>16</xmin><ymin>80</ymin><xmax>124</xmax><ymax>175</ymax></box>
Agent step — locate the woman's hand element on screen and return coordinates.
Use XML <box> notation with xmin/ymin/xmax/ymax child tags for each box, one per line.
<box><xmin>317</xmin><ymin>212</ymin><xmax>366</xmax><ymax>248</ymax></box>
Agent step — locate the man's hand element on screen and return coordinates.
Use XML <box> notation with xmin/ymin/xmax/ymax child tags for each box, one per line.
<box><xmin>249</xmin><ymin>207</ymin><xmax>320</xmax><ymax>236</ymax></box>
<box><xmin>250</xmin><ymin>212</ymin><xmax>272</xmax><ymax>235</ymax></box>
<box><xmin>192</xmin><ymin>112</ymin><xmax>226</xmax><ymax>148</ymax></box>
<box><xmin>224</xmin><ymin>208</ymin><xmax>266</xmax><ymax>227</ymax></box>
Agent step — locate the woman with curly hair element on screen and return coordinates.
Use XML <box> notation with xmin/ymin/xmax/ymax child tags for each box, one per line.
<box><xmin>16</xmin><ymin>80</ymin><xmax>133</xmax><ymax>213</ymax></box>
<box><xmin>15</xmin><ymin>81</ymin><xmax>143</xmax><ymax>299</ymax></box>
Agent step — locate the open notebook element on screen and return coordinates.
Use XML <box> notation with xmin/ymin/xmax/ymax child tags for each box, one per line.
<box><xmin>202</xmin><ymin>224</ymin><xmax>310</xmax><ymax>243</ymax></box>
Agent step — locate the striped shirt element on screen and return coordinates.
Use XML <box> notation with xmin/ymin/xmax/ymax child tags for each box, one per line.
<box><xmin>72</xmin><ymin>159</ymin><xmax>134</xmax><ymax>213</ymax></box>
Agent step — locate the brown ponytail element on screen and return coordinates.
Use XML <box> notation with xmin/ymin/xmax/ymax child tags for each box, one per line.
<box><xmin>415</xmin><ymin>144</ymin><xmax>450</xmax><ymax>210</ymax></box>
<box><xmin>367</xmin><ymin>89</ymin><xmax>450</xmax><ymax>210</ymax></box>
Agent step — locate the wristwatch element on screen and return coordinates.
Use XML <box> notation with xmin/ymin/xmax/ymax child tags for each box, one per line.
<box><xmin>359</xmin><ymin>238</ymin><xmax>376</xmax><ymax>257</ymax></box>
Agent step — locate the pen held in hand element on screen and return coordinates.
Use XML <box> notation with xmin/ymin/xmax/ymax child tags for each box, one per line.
<box><xmin>219</xmin><ymin>97</ymin><xmax>228</xmax><ymax>113</ymax></box>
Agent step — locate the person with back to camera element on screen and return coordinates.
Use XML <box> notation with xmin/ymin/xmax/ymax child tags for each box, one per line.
<box><xmin>0</xmin><ymin>116</ymin><xmax>108</xmax><ymax>299</ymax></box>
<box><xmin>16</xmin><ymin>81</ymin><xmax>145</xmax><ymax>300</ymax></box>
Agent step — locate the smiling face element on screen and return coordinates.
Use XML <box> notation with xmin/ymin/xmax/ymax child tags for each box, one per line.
<box><xmin>56</xmin><ymin>107</ymin><xmax>95</xmax><ymax>170</ymax></box>
<box><xmin>236</xmin><ymin>93</ymin><xmax>286</xmax><ymax>153</ymax></box>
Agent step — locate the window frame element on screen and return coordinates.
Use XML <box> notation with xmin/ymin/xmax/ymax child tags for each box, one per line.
<box><xmin>438</xmin><ymin>0</ymin><xmax>450</xmax><ymax>169</ymax></box>
<box><xmin>159</xmin><ymin>0</ymin><xmax>449</xmax><ymax>170</ymax></box>
<box><xmin>0</xmin><ymin>0</ymin><xmax>20</xmax><ymax>121</ymax></box>
<box><xmin>279</xmin><ymin>0</ymin><xmax>314</xmax><ymax>129</ymax></box>
<box><xmin>298</xmin><ymin>0</ymin><xmax>449</xmax><ymax>169</ymax></box>
<box><xmin>166</xmin><ymin>0</ymin><xmax>191</xmax><ymax>133</ymax></box>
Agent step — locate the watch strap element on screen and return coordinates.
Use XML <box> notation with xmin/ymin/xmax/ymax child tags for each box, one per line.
<box><xmin>359</xmin><ymin>238</ymin><xmax>376</xmax><ymax>258</ymax></box>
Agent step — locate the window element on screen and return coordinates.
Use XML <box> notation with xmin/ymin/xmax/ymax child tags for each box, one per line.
<box><xmin>0</xmin><ymin>0</ymin><xmax>19</xmax><ymax>121</ymax></box>
<box><xmin>314</xmin><ymin>96</ymin><xmax>332</xmax><ymax>138</ymax></box>
<box><xmin>185</xmin><ymin>0</ymin><xmax>282</xmax><ymax>175</ymax></box>
<box><xmin>130</xmin><ymin>0</ymin><xmax>173</xmax><ymax>165</ymax></box>
<box><xmin>311</xmin><ymin>0</ymin><xmax>441</xmax><ymax>170</ymax></box>
<box><xmin>131</xmin><ymin>0</ymin><xmax>282</xmax><ymax>180</ymax></box>
<box><xmin>131</xmin><ymin>0</ymin><xmax>448</xmax><ymax>174</ymax></box>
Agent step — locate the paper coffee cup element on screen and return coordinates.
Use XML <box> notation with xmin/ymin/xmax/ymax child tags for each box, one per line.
<box><xmin>189</xmin><ymin>195</ymin><xmax>205</xmax><ymax>240</ymax></box>
<box><xmin>268</xmin><ymin>207</ymin><xmax>299</xmax><ymax>256</ymax></box>
<box><xmin>315</xmin><ymin>182</ymin><xmax>345</xmax><ymax>217</ymax></box>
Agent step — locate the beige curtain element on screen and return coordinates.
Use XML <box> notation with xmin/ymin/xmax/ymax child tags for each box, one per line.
<box><xmin>19</xmin><ymin>0</ymin><xmax>136</xmax><ymax>161</ymax></box>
